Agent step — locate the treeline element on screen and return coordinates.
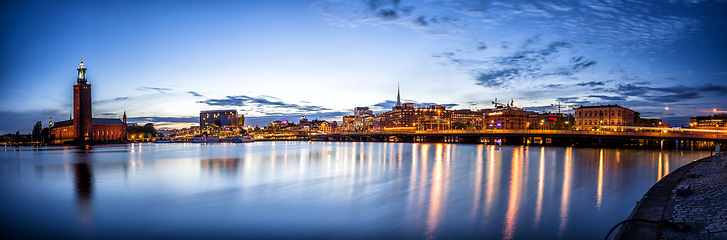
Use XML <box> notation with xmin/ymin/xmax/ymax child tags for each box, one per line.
<box><xmin>127</xmin><ymin>123</ymin><xmax>163</xmax><ymax>138</ymax></box>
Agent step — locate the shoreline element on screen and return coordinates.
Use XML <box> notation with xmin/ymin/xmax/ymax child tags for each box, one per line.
<box><xmin>614</xmin><ymin>152</ymin><xmax>726</xmax><ymax>239</ymax></box>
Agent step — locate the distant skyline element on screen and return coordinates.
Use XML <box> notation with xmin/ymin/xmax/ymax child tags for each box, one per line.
<box><xmin>1</xmin><ymin>0</ymin><xmax>726</xmax><ymax>134</ymax></box>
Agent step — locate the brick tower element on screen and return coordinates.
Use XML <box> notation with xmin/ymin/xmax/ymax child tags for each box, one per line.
<box><xmin>74</xmin><ymin>61</ymin><xmax>92</xmax><ymax>141</ymax></box>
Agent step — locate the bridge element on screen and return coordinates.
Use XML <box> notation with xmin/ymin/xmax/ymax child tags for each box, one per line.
<box><xmin>295</xmin><ymin>127</ymin><xmax>727</xmax><ymax>148</ymax></box>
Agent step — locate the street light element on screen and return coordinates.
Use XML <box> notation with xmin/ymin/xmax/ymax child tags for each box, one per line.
<box><xmin>664</xmin><ymin>107</ymin><xmax>668</xmax><ymax>127</ymax></box>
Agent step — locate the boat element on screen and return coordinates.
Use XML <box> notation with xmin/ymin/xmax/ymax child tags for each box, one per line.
<box><xmin>232</xmin><ymin>136</ymin><xmax>254</xmax><ymax>143</ymax></box>
<box><xmin>154</xmin><ymin>138</ymin><xmax>172</xmax><ymax>143</ymax></box>
<box><xmin>204</xmin><ymin>136</ymin><xmax>219</xmax><ymax>143</ymax></box>
<box><xmin>191</xmin><ymin>137</ymin><xmax>205</xmax><ymax>143</ymax></box>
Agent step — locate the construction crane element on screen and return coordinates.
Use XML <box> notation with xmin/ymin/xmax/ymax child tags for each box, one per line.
<box><xmin>492</xmin><ymin>98</ymin><xmax>516</xmax><ymax>108</ymax></box>
<box><xmin>492</xmin><ymin>98</ymin><xmax>505</xmax><ymax>108</ymax></box>
<box><xmin>551</xmin><ymin>101</ymin><xmax>579</xmax><ymax>115</ymax></box>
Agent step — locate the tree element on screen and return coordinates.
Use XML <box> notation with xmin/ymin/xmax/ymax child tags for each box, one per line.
<box><xmin>127</xmin><ymin>123</ymin><xmax>159</xmax><ymax>139</ymax></box>
<box><xmin>552</xmin><ymin>117</ymin><xmax>574</xmax><ymax>130</ymax></box>
<box><xmin>14</xmin><ymin>131</ymin><xmax>20</xmax><ymax>142</ymax></box>
<box><xmin>32</xmin><ymin>121</ymin><xmax>43</xmax><ymax>142</ymax></box>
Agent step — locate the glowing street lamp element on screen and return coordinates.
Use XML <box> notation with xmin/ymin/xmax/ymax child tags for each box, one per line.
<box><xmin>664</xmin><ymin>107</ymin><xmax>669</xmax><ymax>127</ymax></box>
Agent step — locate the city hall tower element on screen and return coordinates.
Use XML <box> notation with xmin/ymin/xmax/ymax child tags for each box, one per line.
<box><xmin>73</xmin><ymin>61</ymin><xmax>92</xmax><ymax>141</ymax></box>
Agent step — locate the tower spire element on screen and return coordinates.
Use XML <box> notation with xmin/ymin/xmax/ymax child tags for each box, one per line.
<box><xmin>396</xmin><ymin>83</ymin><xmax>401</xmax><ymax>108</ymax></box>
<box><xmin>77</xmin><ymin>55</ymin><xmax>87</xmax><ymax>84</ymax></box>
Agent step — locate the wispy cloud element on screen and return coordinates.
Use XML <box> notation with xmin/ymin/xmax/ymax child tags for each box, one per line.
<box><xmin>197</xmin><ymin>95</ymin><xmax>333</xmax><ymax>112</ymax></box>
<box><xmin>438</xmin><ymin>40</ymin><xmax>597</xmax><ymax>88</ymax></box>
<box><xmin>596</xmin><ymin>83</ymin><xmax>727</xmax><ymax>103</ymax></box>
<box><xmin>576</xmin><ymin>81</ymin><xmax>605</xmax><ymax>87</ymax></box>
<box><xmin>187</xmin><ymin>91</ymin><xmax>204</xmax><ymax>97</ymax></box>
<box><xmin>136</xmin><ymin>87</ymin><xmax>172</xmax><ymax>93</ymax></box>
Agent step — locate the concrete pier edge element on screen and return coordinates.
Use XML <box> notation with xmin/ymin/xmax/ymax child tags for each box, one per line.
<box><xmin>613</xmin><ymin>153</ymin><xmax>721</xmax><ymax>240</ymax></box>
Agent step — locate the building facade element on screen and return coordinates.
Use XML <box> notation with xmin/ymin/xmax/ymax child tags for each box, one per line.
<box><xmin>50</xmin><ymin>61</ymin><xmax>127</xmax><ymax>144</ymax></box>
<box><xmin>200</xmin><ymin>110</ymin><xmax>240</xmax><ymax>132</ymax></box>
<box><xmin>690</xmin><ymin>114</ymin><xmax>727</xmax><ymax>129</ymax></box>
<box><xmin>382</xmin><ymin>104</ymin><xmax>450</xmax><ymax>131</ymax></box>
<box><xmin>574</xmin><ymin>105</ymin><xmax>635</xmax><ymax>130</ymax></box>
<box><xmin>484</xmin><ymin>107</ymin><xmax>529</xmax><ymax>129</ymax></box>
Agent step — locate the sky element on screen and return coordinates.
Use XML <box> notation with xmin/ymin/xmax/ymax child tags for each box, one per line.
<box><xmin>1</xmin><ymin>0</ymin><xmax>726</xmax><ymax>134</ymax></box>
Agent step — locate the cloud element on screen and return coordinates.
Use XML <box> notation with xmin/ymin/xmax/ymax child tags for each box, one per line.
<box><xmin>187</xmin><ymin>91</ymin><xmax>204</xmax><ymax>97</ymax></box>
<box><xmin>586</xmin><ymin>95</ymin><xmax>625</xmax><ymax>101</ymax></box>
<box><xmin>114</xmin><ymin>97</ymin><xmax>128</xmax><ymax>100</ymax></box>
<box><xmin>413</xmin><ymin>16</ymin><xmax>428</xmax><ymax>27</ymax></box>
<box><xmin>543</xmin><ymin>84</ymin><xmax>563</xmax><ymax>88</ymax></box>
<box><xmin>600</xmin><ymin>83</ymin><xmax>727</xmax><ymax>103</ymax></box>
<box><xmin>372</xmin><ymin>100</ymin><xmax>397</xmax><ymax>111</ymax></box>
<box><xmin>474</xmin><ymin>68</ymin><xmax>519</xmax><ymax>88</ymax></box>
<box><xmin>197</xmin><ymin>95</ymin><xmax>332</xmax><ymax>112</ymax></box>
<box><xmin>441</xmin><ymin>40</ymin><xmax>597</xmax><ymax>88</ymax></box>
<box><xmin>477</xmin><ymin>42</ymin><xmax>487</xmax><ymax>50</ymax></box>
<box><xmin>127</xmin><ymin>116</ymin><xmax>198</xmax><ymax>123</ymax></box>
<box><xmin>318</xmin><ymin>0</ymin><xmax>701</xmax><ymax>52</ymax></box>
<box><xmin>136</xmin><ymin>87</ymin><xmax>172</xmax><ymax>93</ymax></box>
<box><xmin>576</xmin><ymin>81</ymin><xmax>605</xmax><ymax>87</ymax></box>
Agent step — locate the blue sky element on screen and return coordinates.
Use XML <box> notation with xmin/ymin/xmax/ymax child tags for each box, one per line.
<box><xmin>1</xmin><ymin>0</ymin><xmax>726</xmax><ymax>134</ymax></box>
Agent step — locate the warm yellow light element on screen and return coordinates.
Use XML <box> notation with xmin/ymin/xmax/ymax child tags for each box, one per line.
<box><xmin>665</xmin><ymin>107</ymin><xmax>669</xmax><ymax>110</ymax></box>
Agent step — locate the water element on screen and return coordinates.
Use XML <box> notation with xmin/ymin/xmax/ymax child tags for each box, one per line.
<box><xmin>0</xmin><ymin>142</ymin><xmax>710</xmax><ymax>239</ymax></box>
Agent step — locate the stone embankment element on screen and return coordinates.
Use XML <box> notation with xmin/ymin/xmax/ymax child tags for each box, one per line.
<box><xmin>616</xmin><ymin>152</ymin><xmax>727</xmax><ymax>240</ymax></box>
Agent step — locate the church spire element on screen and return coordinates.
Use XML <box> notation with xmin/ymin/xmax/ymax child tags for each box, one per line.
<box><xmin>396</xmin><ymin>83</ymin><xmax>401</xmax><ymax>108</ymax></box>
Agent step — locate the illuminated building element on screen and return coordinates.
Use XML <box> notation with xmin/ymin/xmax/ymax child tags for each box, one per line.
<box><xmin>450</xmin><ymin>109</ymin><xmax>485</xmax><ymax>129</ymax></box>
<box><xmin>49</xmin><ymin>61</ymin><xmax>127</xmax><ymax>144</ymax></box>
<box><xmin>354</xmin><ymin>107</ymin><xmax>372</xmax><ymax>117</ymax></box>
<box><xmin>527</xmin><ymin>113</ymin><xmax>557</xmax><ymax>130</ymax></box>
<box><xmin>341</xmin><ymin>115</ymin><xmax>355</xmax><ymax>131</ymax></box>
<box><xmin>382</xmin><ymin>104</ymin><xmax>450</xmax><ymax>131</ymax></box>
<box><xmin>574</xmin><ymin>105</ymin><xmax>634</xmax><ymax>130</ymax></box>
<box><xmin>690</xmin><ymin>114</ymin><xmax>727</xmax><ymax>129</ymax></box>
<box><xmin>484</xmin><ymin>107</ymin><xmax>529</xmax><ymax>129</ymax></box>
<box><xmin>200</xmin><ymin>110</ymin><xmax>240</xmax><ymax>132</ymax></box>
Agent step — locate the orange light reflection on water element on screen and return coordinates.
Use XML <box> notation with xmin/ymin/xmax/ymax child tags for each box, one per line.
<box><xmin>559</xmin><ymin>147</ymin><xmax>573</xmax><ymax>237</ymax></box>
<box><xmin>597</xmin><ymin>149</ymin><xmax>604</xmax><ymax>211</ymax></box>
<box><xmin>534</xmin><ymin>147</ymin><xmax>545</xmax><ymax>227</ymax></box>
<box><xmin>502</xmin><ymin>147</ymin><xmax>522</xmax><ymax>240</ymax></box>
<box><xmin>425</xmin><ymin>144</ymin><xmax>444</xmax><ymax>239</ymax></box>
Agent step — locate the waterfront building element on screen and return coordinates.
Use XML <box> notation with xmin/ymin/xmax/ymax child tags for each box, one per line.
<box><xmin>527</xmin><ymin>113</ymin><xmax>557</xmax><ymax>129</ymax></box>
<box><xmin>690</xmin><ymin>114</ymin><xmax>727</xmax><ymax>129</ymax></box>
<box><xmin>574</xmin><ymin>105</ymin><xmax>635</xmax><ymax>130</ymax></box>
<box><xmin>382</xmin><ymin>104</ymin><xmax>451</xmax><ymax>131</ymax></box>
<box><xmin>200</xmin><ymin>110</ymin><xmax>240</xmax><ymax>132</ymax></box>
<box><xmin>450</xmin><ymin>109</ymin><xmax>485</xmax><ymax>129</ymax></box>
<box><xmin>484</xmin><ymin>107</ymin><xmax>529</xmax><ymax>129</ymax></box>
<box><xmin>354</xmin><ymin>107</ymin><xmax>372</xmax><ymax>117</ymax></box>
<box><xmin>341</xmin><ymin>115</ymin><xmax>355</xmax><ymax>132</ymax></box>
<box><xmin>49</xmin><ymin>61</ymin><xmax>127</xmax><ymax>144</ymax></box>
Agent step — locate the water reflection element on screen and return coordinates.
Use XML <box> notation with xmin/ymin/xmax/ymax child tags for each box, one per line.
<box><xmin>425</xmin><ymin>144</ymin><xmax>445</xmax><ymax>239</ymax></box>
<box><xmin>73</xmin><ymin>153</ymin><xmax>93</xmax><ymax>230</ymax></box>
<box><xmin>597</xmin><ymin>149</ymin><xmax>604</xmax><ymax>211</ymax></box>
<box><xmin>0</xmin><ymin>143</ymin><xmax>712</xmax><ymax>240</ymax></box>
<box><xmin>559</xmin><ymin>147</ymin><xmax>573</xmax><ymax>237</ymax></box>
<box><xmin>503</xmin><ymin>147</ymin><xmax>522</xmax><ymax>240</ymax></box>
<box><xmin>534</xmin><ymin>147</ymin><xmax>545</xmax><ymax>227</ymax></box>
<box><xmin>201</xmin><ymin>158</ymin><xmax>240</xmax><ymax>175</ymax></box>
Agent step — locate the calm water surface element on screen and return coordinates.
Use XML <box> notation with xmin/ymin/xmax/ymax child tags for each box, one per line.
<box><xmin>0</xmin><ymin>142</ymin><xmax>710</xmax><ymax>239</ymax></box>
